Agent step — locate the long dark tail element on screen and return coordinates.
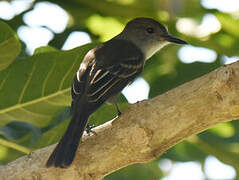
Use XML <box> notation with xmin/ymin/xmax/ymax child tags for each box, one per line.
<box><xmin>46</xmin><ymin>106</ymin><xmax>90</xmax><ymax>168</ymax></box>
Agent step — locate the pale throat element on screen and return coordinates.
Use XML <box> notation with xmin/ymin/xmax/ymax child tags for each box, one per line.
<box><xmin>142</xmin><ymin>41</ymin><xmax>170</xmax><ymax>60</ymax></box>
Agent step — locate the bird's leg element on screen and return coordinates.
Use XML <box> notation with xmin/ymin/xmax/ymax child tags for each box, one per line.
<box><xmin>114</xmin><ymin>101</ymin><xmax>122</xmax><ymax>117</ymax></box>
<box><xmin>86</xmin><ymin>124</ymin><xmax>97</xmax><ymax>136</ymax></box>
<box><xmin>106</xmin><ymin>95</ymin><xmax>122</xmax><ymax>117</ymax></box>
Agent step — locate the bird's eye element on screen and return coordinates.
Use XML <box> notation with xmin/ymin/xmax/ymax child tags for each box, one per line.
<box><xmin>146</xmin><ymin>27</ymin><xmax>154</xmax><ymax>34</ymax></box>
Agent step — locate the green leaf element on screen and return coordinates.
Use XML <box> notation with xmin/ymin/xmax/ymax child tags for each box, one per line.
<box><xmin>216</xmin><ymin>13</ymin><xmax>239</xmax><ymax>37</ymax></box>
<box><xmin>36</xmin><ymin>114</ymin><xmax>70</xmax><ymax>148</ymax></box>
<box><xmin>33</xmin><ymin>46</ymin><xmax>59</xmax><ymax>55</ymax></box>
<box><xmin>0</xmin><ymin>43</ymin><xmax>95</xmax><ymax>128</ymax></box>
<box><xmin>0</xmin><ymin>122</ymin><xmax>41</xmax><ymax>141</ymax></box>
<box><xmin>0</xmin><ymin>138</ymin><xmax>31</xmax><ymax>154</ymax></box>
<box><xmin>0</xmin><ymin>21</ymin><xmax>21</xmax><ymax>71</ymax></box>
<box><xmin>86</xmin><ymin>15</ymin><xmax>124</xmax><ymax>41</ymax></box>
<box><xmin>163</xmin><ymin>140</ymin><xmax>207</xmax><ymax>162</ymax></box>
<box><xmin>105</xmin><ymin>160</ymin><xmax>163</xmax><ymax>180</ymax></box>
<box><xmin>209</xmin><ymin>122</ymin><xmax>235</xmax><ymax>138</ymax></box>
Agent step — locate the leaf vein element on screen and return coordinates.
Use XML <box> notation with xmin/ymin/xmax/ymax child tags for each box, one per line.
<box><xmin>58</xmin><ymin>53</ymin><xmax>80</xmax><ymax>90</ymax></box>
<box><xmin>20</xmin><ymin>107</ymin><xmax>51</xmax><ymax>118</ymax></box>
<box><xmin>18</xmin><ymin>61</ymin><xmax>37</xmax><ymax>103</ymax></box>
<box><xmin>0</xmin><ymin>88</ymin><xmax>70</xmax><ymax>115</ymax></box>
<box><xmin>41</xmin><ymin>59</ymin><xmax>57</xmax><ymax>96</ymax></box>
<box><xmin>0</xmin><ymin>70</ymin><xmax>10</xmax><ymax>90</ymax></box>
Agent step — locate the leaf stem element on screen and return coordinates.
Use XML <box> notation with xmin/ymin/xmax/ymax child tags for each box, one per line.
<box><xmin>0</xmin><ymin>138</ymin><xmax>31</xmax><ymax>154</ymax></box>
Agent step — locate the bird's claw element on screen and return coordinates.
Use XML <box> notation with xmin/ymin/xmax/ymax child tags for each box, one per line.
<box><xmin>86</xmin><ymin>124</ymin><xmax>97</xmax><ymax>136</ymax></box>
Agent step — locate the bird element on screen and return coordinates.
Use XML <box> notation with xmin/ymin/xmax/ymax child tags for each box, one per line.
<box><xmin>46</xmin><ymin>17</ymin><xmax>187</xmax><ymax>168</ymax></box>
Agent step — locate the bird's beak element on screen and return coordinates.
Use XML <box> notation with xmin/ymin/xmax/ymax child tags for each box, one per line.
<box><xmin>161</xmin><ymin>34</ymin><xmax>187</xmax><ymax>44</ymax></box>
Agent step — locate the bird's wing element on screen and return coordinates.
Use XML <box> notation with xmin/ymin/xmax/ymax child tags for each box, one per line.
<box><xmin>71</xmin><ymin>48</ymin><xmax>96</xmax><ymax>109</ymax></box>
<box><xmin>86</xmin><ymin>58</ymin><xmax>143</xmax><ymax>103</ymax></box>
<box><xmin>86</xmin><ymin>39</ymin><xmax>145</xmax><ymax>104</ymax></box>
<box><xmin>71</xmin><ymin>39</ymin><xmax>144</xmax><ymax>108</ymax></box>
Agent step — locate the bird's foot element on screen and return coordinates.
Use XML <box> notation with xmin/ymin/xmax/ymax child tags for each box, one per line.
<box><xmin>117</xmin><ymin>110</ymin><xmax>122</xmax><ymax>117</ymax></box>
<box><xmin>86</xmin><ymin>124</ymin><xmax>97</xmax><ymax>136</ymax></box>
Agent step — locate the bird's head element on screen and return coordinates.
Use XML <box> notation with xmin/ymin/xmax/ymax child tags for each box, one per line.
<box><xmin>119</xmin><ymin>17</ymin><xmax>187</xmax><ymax>59</ymax></box>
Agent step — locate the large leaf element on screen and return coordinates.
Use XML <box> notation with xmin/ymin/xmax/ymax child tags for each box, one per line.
<box><xmin>0</xmin><ymin>21</ymin><xmax>21</xmax><ymax>71</ymax></box>
<box><xmin>0</xmin><ymin>44</ymin><xmax>95</xmax><ymax>128</ymax></box>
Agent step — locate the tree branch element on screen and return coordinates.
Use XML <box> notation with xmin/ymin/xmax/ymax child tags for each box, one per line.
<box><xmin>1</xmin><ymin>61</ymin><xmax>239</xmax><ymax>180</ymax></box>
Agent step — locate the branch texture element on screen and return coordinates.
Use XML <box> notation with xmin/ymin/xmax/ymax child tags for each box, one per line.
<box><xmin>1</xmin><ymin>61</ymin><xmax>239</xmax><ymax>180</ymax></box>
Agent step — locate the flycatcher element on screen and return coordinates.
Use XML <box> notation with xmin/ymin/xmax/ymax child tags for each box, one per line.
<box><xmin>46</xmin><ymin>17</ymin><xmax>187</xmax><ymax>168</ymax></box>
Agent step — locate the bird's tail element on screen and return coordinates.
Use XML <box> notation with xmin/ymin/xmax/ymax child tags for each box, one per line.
<box><xmin>46</xmin><ymin>105</ymin><xmax>90</xmax><ymax>168</ymax></box>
